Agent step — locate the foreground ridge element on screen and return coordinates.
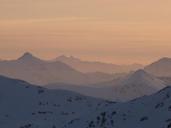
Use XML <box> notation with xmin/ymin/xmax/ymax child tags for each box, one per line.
<box><xmin>0</xmin><ymin>75</ymin><xmax>170</xmax><ymax>128</ymax></box>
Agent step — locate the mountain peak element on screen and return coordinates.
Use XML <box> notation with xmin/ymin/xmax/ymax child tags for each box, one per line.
<box><xmin>158</xmin><ymin>57</ymin><xmax>171</xmax><ymax>62</ymax></box>
<box><xmin>22</xmin><ymin>52</ymin><xmax>33</xmax><ymax>58</ymax></box>
<box><xmin>56</xmin><ymin>55</ymin><xmax>81</xmax><ymax>62</ymax></box>
<box><xmin>133</xmin><ymin>69</ymin><xmax>147</xmax><ymax>76</ymax></box>
<box><xmin>58</xmin><ymin>55</ymin><xmax>68</xmax><ymax>59</ymax></box>
<box><xmin>18</xmin><ymin>52</ymin><xmax>42</xmax><ymax>62</ymax></box>
<box><xmin>125</xmin><ymin>69</ymin><xmax>166</xmax><ymax>88</ymax></box>
<box><xmin>125</xmin><ymin>69</ymin><xmax>150</xmax><ymax>83</ymax></box>
<box><xmin>144</xmin><ymin>57</ymin><xmax>171</xmax><ymax>77</ymax></box>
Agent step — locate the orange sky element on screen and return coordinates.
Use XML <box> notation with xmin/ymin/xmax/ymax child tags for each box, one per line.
<box><xmin>0</xmin><ymin>0</ymin><xmax>171</xmax><ymax>64</ymax></box>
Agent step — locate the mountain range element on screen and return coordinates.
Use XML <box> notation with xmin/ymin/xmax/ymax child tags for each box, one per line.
<box><xmin>56</xmin><ymin>55</ymin><xmax>171</xmax><ymax>80</ymax></box>
<box><xmin>0</xmin><ymin>75</ymin><xmax>171</xmax><ymax>128</ymax></box>
<box><xmin>0</xmin><ymin>53</ymin><xmax>171</xmax><ymax>101</ymax></box>
<box><xmin>47</xmin><ymin>69</ymin><xmax>167</xmax><ymax>101</ymax></box>
<box><xmin>0</xmin><ymin>52</ymin><xmax>115</xmax><ymax>85</ymax></box>
<box><xmin>0</xmin><ymin>54</ymin><xmax>171</xmax><ymax>127</ymax></box>
<box><xmin>56</xmin><ymin>55</ymin><xmax>143</xmax><ymax>74</ymax></box>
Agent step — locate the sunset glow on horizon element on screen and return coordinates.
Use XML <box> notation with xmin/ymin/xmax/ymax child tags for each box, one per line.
<box><xmin>1</xmin><ymin>0</ymin><xmax>171</xmax><ymax>64</ymax></box>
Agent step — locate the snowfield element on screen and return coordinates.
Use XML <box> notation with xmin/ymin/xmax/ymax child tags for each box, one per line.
<box><xmin>0</xmin><ymin>75</ymin><xmax>171</xmax><ymax>128</ymax></box>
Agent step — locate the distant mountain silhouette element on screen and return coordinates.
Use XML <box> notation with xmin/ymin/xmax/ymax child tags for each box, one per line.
<box><xmin>145</xmin><ymin>57</ymin><xmax>171</xmax><ymax>77</ymax></box>
<box><xmin>47</xmin><ymin>69</ymin><xmax>166</xmax><ymax>101</ymax></box>
<box><xmin>0</xmin><ymin>52</ymin><xmax>115</xmax><ymax>85</ymax></box>
<box><xmin>56</xmin><ymin>55</ymin><xmax>143</xmax><ymax>74</ymax></box>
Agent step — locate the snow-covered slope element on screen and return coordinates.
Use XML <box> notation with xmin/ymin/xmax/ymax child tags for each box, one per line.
<box><xmin>0</xmin><ymin>75</ymin><xmax>110</xmax><ymax>128</ymax></box>
<box><xmin>0</xmin><ymin>75</ymin><xmax>171</xmax><ymax>128</ymax></box>
<box><xmin>106</xmin><ymin>69</ymin><xmax>167</xmax><ymax>101</ymax></box>
<box><xmin>69</xmin><ymin>86</ymin><xmax>171</xmax><ymax>128</ymax></box>
<box><xmin>56</xmin><ymin>55</ymin><xmax>143</xmax><ymax>74</ymax></box>
<box><xmin>159</xmin><ymin>76</ymin><xmax>171</xmax><ymax>86</ymax></box>
<box><xmin>145</xmin><ymin>57</ymin><xmax>171</xmax><ymax>77</ymax></box>
<box><xmin>46</xmin><ymin>70</ymin><xmax>167</xmax><ymax>101</ymax></box>
<box><xmin>0</xmin><ymin>52</ymin><xmax>115</xmax><ymax>85</ymax></box>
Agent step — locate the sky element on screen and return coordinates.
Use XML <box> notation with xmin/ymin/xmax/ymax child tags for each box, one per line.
<box><xmin>0</xmin><ymin>0</ymin><xmax>171</xmax><ymax>64</ymax></box>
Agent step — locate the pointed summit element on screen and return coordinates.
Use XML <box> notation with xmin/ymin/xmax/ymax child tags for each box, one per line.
<box><xmin>131</xmin><ymin>69</ymin><xmax>148</xmax><ymax>77</ymax></box>
<box><xmin>21</xmin><ymin>52</ymin><xmax>33</xmax><ymax>58</ymax></box>
<box><xmin>18</xmin><ymin>52</ymin><xmax>42</xmax><ymax>62</ymax></box>
<box><xmin>128</xmin><ymin>69</ymin><xmax>155</xmax><ymax>81</ymax></box>
<box><xmin>122</xmin><ymin>69</ymin><xmax>166</xmax><ymax>90</ymax></box>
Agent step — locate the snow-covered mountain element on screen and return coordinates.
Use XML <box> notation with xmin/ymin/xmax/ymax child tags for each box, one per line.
<box><xmin>47</xmin><ymin>70</ymin><xmax>167</xmax><ymax>101</ymax></box>
<box><xmin>0</xmin><ymin>52</ymin><xmax>115</xmax><ymax>85</ymax></box>
<box><xmin>145</xmin><ymin>57</ymin><xmax>171</xmax><ymax>77</ymax></box>
<box><xmin>0</xmin><ymin>75</ymin><xmax>171</xmax><ymax>128</ymax></box>
<box><xmin>0</xmin><ymin>75</ymin><xmax>109</xmax><ymax>128</ymax></box>
<box><xmin>56</xmin><ymin>55</ymin><xmax>143</xmax><ymax>74</ymax></box>
<box><xmin>105</xmin><ymin>69</ymin><xmax>167</xmax><ymax>101</ymax></box>
<box><xmin>70</xmin><ymin>86</ymin><xmax>171</xmax><ymax>128</ymax></box>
